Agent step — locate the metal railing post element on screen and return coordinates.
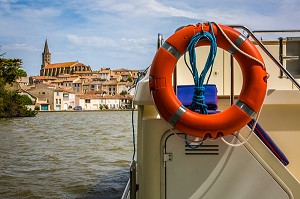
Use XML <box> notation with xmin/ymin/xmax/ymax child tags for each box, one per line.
<box><xmin>230</xmin><ymin>55</ymin><xmax>234</xmax><ymax>105</ymax></box>
<box><xmin>229</xmin><ymin>25</ymin><xmax>300</xmax><ymax>90</ymax></box>
<box><xmin>278</xmin><ymin>37</ymin><xmax>284</xmax><ymax>78</ymax></box>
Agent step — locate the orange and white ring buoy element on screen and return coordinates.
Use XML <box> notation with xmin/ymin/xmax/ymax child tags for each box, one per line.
<box><xmin>149</xmin><ymin>22</ymin><xmax>267</xmax><ymax>138</ymax></box>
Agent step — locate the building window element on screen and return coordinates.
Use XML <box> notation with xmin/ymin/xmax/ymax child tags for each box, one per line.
<box><xmin>56</xmin><ymin>92</ymin><xmax>59</xmax><ymax>96</ymax></box>
<box><xmin>85</xmin><ymin>99</ymin><xmax>91</xmax><ymax>103</ymax></box>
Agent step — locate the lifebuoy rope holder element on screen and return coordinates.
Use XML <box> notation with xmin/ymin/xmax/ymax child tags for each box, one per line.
<box><xmin>149</xmin><ymin>22</ymin><xmax>267</xmax><ymax>139</ymax></box>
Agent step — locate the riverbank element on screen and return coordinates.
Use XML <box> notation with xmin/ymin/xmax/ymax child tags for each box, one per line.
<box><xmin>37</xmin><ymin>109</ymin><xmax>137</xmax><ymax>113</ymax></box>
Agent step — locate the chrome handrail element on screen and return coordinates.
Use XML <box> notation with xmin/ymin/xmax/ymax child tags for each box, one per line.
<box><xmin>157</xmin><ymin>33</ymin><xmax>164</xmax><ymax>49</ymax></box>
<box><xmin>121</xmin><ymin>179</ymin><xmax>130</xmax><ymax>199</ymax></box>
<box><xmin>121</xmin><ymin>160</ymin><xmax>137</xmax><ymax>199</ymax></box>
<box><xmin>229</xmin><ymin>25</ymin><xmax>300</xmax><ymax>90</ymax></box>
<box><xmin>253</xmin><ymin>30</ymin><xmax>300</xmax><ymax>34</ymax></box>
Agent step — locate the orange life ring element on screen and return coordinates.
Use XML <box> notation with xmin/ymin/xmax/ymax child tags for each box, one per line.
<box><xmin>149</xmin><ymin>22</ymin><xmax>267</xmax><ymax>138</ymax></box>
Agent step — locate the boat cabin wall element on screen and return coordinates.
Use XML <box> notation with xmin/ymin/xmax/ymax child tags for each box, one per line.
<box><xmin>176</xmin><ymin>41</ymin><xmax>300</xmax><ymax>96</ymax></box>
<box><xmin>136</xmin><ymin>105</ymin><xmax>169</xmax><ymax>199</ymax></box>
<box><xmin>132</xmin><ymin>39</ymin><xmax>300</xmax><ymax>199</ymax></box>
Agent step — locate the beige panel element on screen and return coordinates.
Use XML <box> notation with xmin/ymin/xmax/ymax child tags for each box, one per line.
<box><xmin>258</xmin><ymin>104</ymin><xmax>300</xmax><ymax>180</ymax></box>
<box><xmin>223</xmin><ymin>51</ymin><xmax>243</xmax><ymax>95</ymax></box>
<box><xmin>256</xmin><ymin>43</ymin><xmax>293</xmax><ymax>90</ymax></box>
<box><xmin>223</xmin><ymin>42</ymin><xmax>294</xmax><ymax>96</ymax></box>
<box><xmin>177</xmin><ymin>41</ymin><xmax>296</xmax><ymax>96</ymax></box>
<box><xmin>177</xmin><ymin>46</ymin><xmax>224</xmax><ymax>95</ymax></box>
<box><xmin>136</xmin><ymin>105</ymin><xmax>168</xmax><ymax>199</ymax></box>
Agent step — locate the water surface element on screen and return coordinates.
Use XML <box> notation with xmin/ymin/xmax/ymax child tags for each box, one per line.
<box><xmin>0</xmin><ymin>111</ymin><xmax>135</xmax><ymax>199</ymax></box>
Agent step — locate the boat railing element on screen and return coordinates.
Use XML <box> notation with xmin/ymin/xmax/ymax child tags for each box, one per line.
<box><xmin>225</xmin><ymin>26</ymin><xmax>300</xmax><ymax>105</ymax></box>
<box><xmin>121</xmin><ymin>160</ymin><xmax>137</xmax><ymax>199</ymax></box>
<box><xmin>229</xmin><ymin>25</ymin><xmax>300</xmax><ymax>90</ymax></box>
<box><xmin>121</xmin><ymin>179</ymin><xmax>130</xmax><ymax>199</ymax></box>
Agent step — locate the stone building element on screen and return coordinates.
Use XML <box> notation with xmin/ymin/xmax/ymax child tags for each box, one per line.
<box><xmin>26</xmin><ymin>83</ymin><xmax>55</xmax><ymax>111</ymax></box>
<box><xmin>40</xmin><ymin>39</ymin><xmax>91</xmax><ymax>77</ymax></box>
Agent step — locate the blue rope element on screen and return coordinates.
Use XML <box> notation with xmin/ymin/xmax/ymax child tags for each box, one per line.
<box><xmin>184</xmin><ymin>22</ymin><xmax>217</xmax><ymax>114</ymax></box>
<box><xmin>130</xmin><ymin>69</ymin><xmax>146</xmax><ymax>161</ymax></box>
<box><xmin>131</xmin><ymin>107</ymin><xmax>136</xmax><ymax>161</ymax></box>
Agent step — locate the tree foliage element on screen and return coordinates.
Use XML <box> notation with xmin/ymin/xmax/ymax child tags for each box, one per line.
<box><xmin>20</xmin><ymin>94</ymin><xmax>34</xmax><ymax>105</ymax></box>
<box><xmin>0</xmin><ymin>58</ymin><xmax>25</xmax><ymax>85</ymax></box>
<box><xmin>120</xmin><ymin>90</ymin><xmax>128</xmax><ymax>96</ymax></box>
<box><xmin>0</xmin><ymin>89</ymin><xmax>37</xmax><ymax>117</ymax></box>
<box><xmin>17</xmin><ymin>68</ymin><xmax>27</xmax><ymax>78</ymax></box>
<box><xmin>0</xmin><ymin>50</ymin><xmax>37</xmax><ymax>118</ymax></box>
<box><xmin>127</xmin><ymin>76</ymin><xmax>133</xmax><ymax>82</ymax></box>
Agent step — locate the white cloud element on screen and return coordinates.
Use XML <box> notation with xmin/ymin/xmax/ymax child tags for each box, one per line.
<box><xmin>0</xmin><ymin>1</ymin><xmax>60</xmax><ymax>19</ymax></box>
<box><xmin>1</xmin><ymin>0</ymin><xmax>300</xmax><ymax>76</ymax></box>
<box><xmin>143</xmin><ymin>0</ymin><xmax>200</xmax><ymax>19</ymax></box>
<box><xmin>67</xmin><ymin>34</ymin><xmax>155</xmax><ymax>53</ymax></box>
<box><xmin>67</xmin><ymin>34</ymin><xmax>117</xmax><ymax>47</ymax></box>
<box><xmin>120</xmin><ymin>37</ymin><xmax>154</xmax><ymax>47</ymax></box>
<box><xmin>2</xmin><ymin>44</ymin><xmax>37</xmax><ymax>51</ymax></box>
<box><xmin>14</xmin><ymin>7</ymin><xmax>60</xmax><ymax>19</ymax></box>
<box><xmin>75</xmin><ymin>0</ymin><xmax>200</xmax><ymax>19</ymax></box>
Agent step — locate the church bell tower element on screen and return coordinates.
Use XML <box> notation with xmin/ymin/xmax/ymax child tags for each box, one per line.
<box><xmin>41</xmin><ymin>39</ymin><xmax>51</xmax><ymax>70</ymax></box>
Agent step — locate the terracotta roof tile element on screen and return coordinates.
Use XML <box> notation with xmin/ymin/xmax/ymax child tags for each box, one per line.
<box><xmin>62</xmin><ymin>77</ymin><xmax>77</xmax><ymax>82</ymax></box>
<box><xmin>102</xmin><ymin>80</ymin><xmax>117</xmax><ymax>85</ymax></box>
<box><xmin>34</xmin><ymin>76</ymin><xmax>57</xmax><ymax>80</ymax></box>
<box><xmin>113</xmin><ymin>68</ymin><xmax>129</xmax><ymax>72</ymax></box>
<box><xmin>44</xmin><ymin>61</ymin><xmax>78</xmax><ymax>69</ymax></box>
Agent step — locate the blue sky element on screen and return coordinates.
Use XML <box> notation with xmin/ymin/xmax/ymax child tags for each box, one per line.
<box><xmin>1</xmin><ymin>0</ymin><xmax>299</xmax><ymax>76</ymax></box>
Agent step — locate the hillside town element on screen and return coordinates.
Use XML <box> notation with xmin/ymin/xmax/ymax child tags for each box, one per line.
<box><xmin>17</xmin><ymin>40</ymin><xmax>139</xmax><ymax>111</ymax></box>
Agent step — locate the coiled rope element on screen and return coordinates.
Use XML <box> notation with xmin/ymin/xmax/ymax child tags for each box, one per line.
<box><xmin>183</xmin><ymin>22</ymin><xmax>217</xmax><ymax>147</ymax></box>
<box><xmin>184</xmin><ymin>22</ymin><xmax>217</xmax><ymax>114</ymax></box>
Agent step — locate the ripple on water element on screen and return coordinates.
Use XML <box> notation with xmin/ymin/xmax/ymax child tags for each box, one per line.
<box><xmin>0</xmin><ymin>111</ymin><xmax>135</xmax><ymax>199</ymax></box>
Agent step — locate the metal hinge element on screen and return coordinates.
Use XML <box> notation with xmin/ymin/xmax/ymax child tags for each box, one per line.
<box><xmin>164</xmin><ymin>153</ymin><xmax>173</xmax><ymax>162</ymax></box>
<box><xmin>164</xmin><ymin>153</ymin><xmax>173</xmax><ymax>161</ymax></box>
<box><xmin>163</xmin><ymin>153</ymin><xmax>173</xmax><ymax>167</ymax></box>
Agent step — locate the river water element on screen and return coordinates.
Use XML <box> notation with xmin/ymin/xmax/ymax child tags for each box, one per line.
<box><xmin>0</xmin><ymin>111</ymin><xmax>136</xmax><ymax>199</ymax></box>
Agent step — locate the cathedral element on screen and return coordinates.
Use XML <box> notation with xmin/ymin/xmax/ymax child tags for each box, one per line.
<box><xmin>40</xmin><ymin>39</ymin><xmax>91</xmax><ymax>76</ymax></box>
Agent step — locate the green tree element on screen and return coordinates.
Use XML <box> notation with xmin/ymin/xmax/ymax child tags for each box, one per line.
<box><xmin>0</xmin><ymin>90</ymin><xmax>36</xmax><ymax>118</ymax></box>
<box><xmin>127</xmin><ymin>76</ymin><xmax>133</xmax><ymax>82</ymax></box>
<box><xmin>0</xmin><ymin>49</ymin><xmax>37</xmax><ymax>118</ymax></box>
<box><xmin>17</xmin><ymin>69</ymin><xmax>27</xmax><ymax>77</ymax></box>
<box><xmin>0</xmin><ymin>58</ymin><xmax>24</xmax><ymax>85</ymax></box>
<box><xmin>120</xmin><ymin>90</ymin><xmax>128</xmax><ymax>96</ymax></box>
<box><xmin>19</xmin><ymin>95</ymin><xmax>34</xmax><ymax>105</ymax></box>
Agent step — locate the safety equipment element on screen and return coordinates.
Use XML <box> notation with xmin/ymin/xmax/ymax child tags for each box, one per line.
<box><xmin>149</xmin><ymin>22</ymin><xmax>267</xmax><ymax>138</ymax></box>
